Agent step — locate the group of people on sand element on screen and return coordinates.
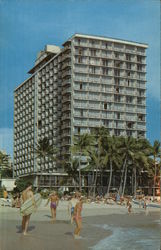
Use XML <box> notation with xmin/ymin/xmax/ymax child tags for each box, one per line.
<box><xmin>45</xmin><ymin>190</ymin><xmax>83</xmax><ymax>239</ymax></box>
<box><xmin>20</xmin><ymin>182</ymin><xmax>83</xmax><ymax>239</ymax></box>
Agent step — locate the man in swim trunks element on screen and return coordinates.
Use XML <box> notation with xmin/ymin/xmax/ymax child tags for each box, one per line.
<box><xmin>21</xmin><ymin>181</ymin><xmax>36</xmax><ymax>235</ymax></box>
<box><xmin>45</xmin><ymin>191</ymin><xmax>59</xmax><ymax>223</ymax></box>
<box><xmin>68</xmin><ymin>193</ymin><xmax>79</xmax><ymax>224</ymax></box>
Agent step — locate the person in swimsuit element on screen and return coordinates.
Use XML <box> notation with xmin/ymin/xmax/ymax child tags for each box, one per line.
<box><xmin>45</xmin><ymin>191</ymin><xmax>59</xmax><ymax>223</ymax></box>
<box><xmin>21</xmin><ymin>182</ymin><xmax>36</xmax><ymax>235</ymax></box>
<box><xmin>68</xmin><ymin>193</ymin><xmax>79</xmax><ymax>224</ymax></box>
<box><xmin>127</xmin><ymin>199</ymin><xmax>132</xmax><ymax>214</ymax></box>
<box><xmin>73</xmin><ymin>197</ymin><xmax>83</xmax><ymax>239</ymax></box>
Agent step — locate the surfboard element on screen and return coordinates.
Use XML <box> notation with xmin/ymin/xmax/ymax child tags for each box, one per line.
<box><xmin>20</xmin><ymin>193</ymin><xmax>42</xmax><ymax>216</ymax></box>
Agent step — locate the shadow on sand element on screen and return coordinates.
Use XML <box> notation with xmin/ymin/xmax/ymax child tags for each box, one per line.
<box><xmin>16</xmin><ymin>225</ymin><xmax>35</xmax><ymax>233</ymax></box>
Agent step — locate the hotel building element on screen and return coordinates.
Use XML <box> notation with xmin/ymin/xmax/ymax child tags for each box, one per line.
<box><xmin>13</xmin><ymin>33</ymin><xmax>148</xmax><ymax>187</ymax></box>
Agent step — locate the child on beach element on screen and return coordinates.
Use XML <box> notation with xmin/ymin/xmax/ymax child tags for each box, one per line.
<box><xmin>127</xmin><ymin>199</ymin><xmax>132</xmax><ymax>214</ymax></box>
<box><xmin>143</xmin><ymin>199</ymin><xmax>149</xmax><ymax>215</ymax></box>
<box><xmin>68</xmin><ymin>193</ymin><xmax>79</xmax><ymax>224</ymax></box>
<box><xmin>45</xmin><ymin>191</ymin><xmax>59</xmax><ymax>223</ymax></box>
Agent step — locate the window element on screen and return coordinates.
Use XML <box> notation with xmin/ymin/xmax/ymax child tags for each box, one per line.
<box><xmin>78</xmin><ymin>48</ymin><xmax>83</xmax><ymax>55</ymax></box>
<box><xmin>126</xmin><ymin>122</ymin><xmax>133</xmax><ymax>129</ymax></box>
<box><xmin>114</xmin><ymin>95</ymin><xmax>121</xmax><ymax>102</ymax></box>
<box><xmin>127</xmin><ymin>71</ymin><xmax>131</xmax><ymax>77</ymax></box>
<box><xmin>115</xmin><ymin>78</ymin><xmax>120</xmax><ymax>85</ymax></box>
<box><xmin>103</xmin><ymin>120</ymin><xmax>109</xmax><ymax>126</ymax></box>
<box><xmin>137</xmin><ymin>55</ymin><xmax>142</xmax><ymax>62</ymax></box>
<box><xmin>114</xmin><ymin>52</ymin><xmax>119</xmax><ymax>58</ymax></box>
<box><xmin>137</xmin><ymin>65</ymin><xmax>142</xmax><ymax>71</ymax></box>
<box><xmin>114</xmin><ymin>129</ymin><xmax>120</xmax><ymax>136</ymax></box>
<box><xmin>78</xmin><ymin>56</ymin><xmax>82</xmax><ymax>63</ymax></box>
<box><xmin>102</xmin><ymin>68</ymin><xmax>108</xmax><ymax>75</ymax></box>
<box><xmin>38</xmin><ymin>120</ymin><xmax>42</xmax><ymax>129</ymax></box>
<box><xmin>80</xmin><ymin>109</ymin><xmax>84</xmax><ymax>117</ymax></box>
<box><xmin>114</xmin><ymin>61</ymin><xmax>121</xmax><ymax>68</ymax></box>
<box><xmin>102</xmin><ymin>59</ymin><xmax>108</xmax><ymax>66</ymax></box>
<box><xmin>91</xmin><ymin>40</ymin><xmax>95</xmax><ymax>45</ymax></box>
<box><xmin>80</xmin><ymin>83</ymin><xmax>83</xmax><ymax>90</ymax></box>
<box><xmin>90</xmin><ymin>66</ymin><xmax>96</xmax><ymax>74</ymax></box>
<box><xmin>127</xmin><ymin>80</ymin><xmax>130</xmax><ymax>86</ymax></box>
<box><xmin>126</xmin><ymin>96</ymin><xmax>133</xmax><ymax>103</ymax></box>
<box><xmin>127</xmin><ymin>130</ymin><xmax>132</xmax><ymax>136</ymax></box>
<box><xmin>137</xmin><ymin>97</ymin><xmax>142</xmax><ymax>104</ymax></box>
<box><xmin>115</xmin><ymin>87</ymin><xmax>120</xmax><ymax>93</ymax></box>
<box><xmin>114</xmin><ymin>69</ymin><xmax>120</xmax><ymax>76</ymax></box>
<box><xmin>126</xmin><ymin>54</ymin><xmax>131</xmax><ymax>61</ymax></box>
<box><xmin>104</xmin><ymin>103</ymin><xmax>107</xmax><ymax>109</ymax></box>
<box><xmin>138</xmin><ymin>114</ymin><xmax>145</xmax><ymax>121</ymax></box>
<box><xmin>126</xmin><ymin>63</ymin><xmax>131</xmax><ymax>70</ymax></box>
<box><xmin>117</xmin><ymin>112</ymin><xmax>120</xmax><ymax>119</ymax></box>
<box><xmin>78</xmin><ymin>39</ymin><xmax>81</xmax><ymax>45</ymax></box>
<box><xmin>91</xmin><ymin>49</ymin><xmax>96</xmax><ymax>56</ymax></box>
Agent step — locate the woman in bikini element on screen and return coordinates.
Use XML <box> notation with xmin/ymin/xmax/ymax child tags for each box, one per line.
<box><xmin>45</xmin><ymin>191</ymin><xmax>59</xmax><ymax>223</ymax></box>
<box><xmin>73</xmin><ymin>198</ymin><xmax>83</xmax><ymax>239</ymax></box>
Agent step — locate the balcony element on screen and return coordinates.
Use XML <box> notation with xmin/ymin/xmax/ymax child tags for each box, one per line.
<box><xmin>62</xmin><ymin>96</ymin><xmax>71</xmax><ymax>104</ymax></box>
<box><xmin>62</xmin><ymin>79</ymin><xmax>71</xmax><ymax>87</ymax></box>
<box><xmin>62</xmin><ymin>61</ymin><xmax>71</xmax><ymax>70</ymax></box>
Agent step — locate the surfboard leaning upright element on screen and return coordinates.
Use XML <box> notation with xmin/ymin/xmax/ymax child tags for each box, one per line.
<box><xmin>20</xmin><ymin>193</ymin><xmax>42</xmax><ymax>216</ymax></box>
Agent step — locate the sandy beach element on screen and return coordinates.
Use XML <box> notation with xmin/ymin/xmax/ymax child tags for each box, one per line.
<box><xmin>0</xmin><ymin>200</ymin><xmax>160</xmax><ymax>250</ymax></box>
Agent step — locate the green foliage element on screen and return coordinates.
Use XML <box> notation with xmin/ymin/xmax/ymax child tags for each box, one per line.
<box><xmin>0</xmin><ymin>186</ymin><xmax>4</xmax><ymax>198</ymax></box>
<box><xmin>34</xmin><ymin>137</ymin><xmax>57</xmax><ymax>161</ymax></box>
<box><xmin>1</xmin><ymin>168</ymin><xmax>13</xmax><ymax>178</ymax></box>
<box><xmin>40</xmin><ymin>190</ymin><xmax>50</xmax><ymax>199</ymax></box>
<box><xmin>0</xmin><ymin>151</ymin><xmax>12</xmax><ymax>179</ymax></box>
<box><xmin>14</xmin><ymin>178</ymin><xmax>33</xmax><ymax>193</ymax></box>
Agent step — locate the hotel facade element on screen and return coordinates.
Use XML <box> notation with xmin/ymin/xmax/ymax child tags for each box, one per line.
<box><xmin>13</xmin><ymin>33</ymin><xmax>148</xmax><ymax>187</ymax></box>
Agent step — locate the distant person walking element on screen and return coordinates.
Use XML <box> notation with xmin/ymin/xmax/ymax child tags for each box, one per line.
<box><xmin>68</xmin><ymin>193</ymin><xmax>79</xmax><ymax>224</ymax></box>
<box><xmin>21</xmin><ymin>182</ymin><xmax>36</xmax><ymax>235</ymax></box>
<box><xmin>45</xmin><ymin>191</ymin><xmax>59</xmax><ymax>223</ymax></box>
<box><xmin>73</xmin><ymin>198</ymin><xmax>83</xmax><ymax>239</ymax></box>
<box><xmin>3</xmin><ymin>188</ymin><xmax>8</xmax><ymax>199</ymax></box>
<box><xmin>127</xmin><ymin>199</ymin><xmax>132</xmax><ymax>214</ymax></box>
<box><xmin>143</xmin><ymin>199</ymin><xmax>149</xmax><ymax>215</ymax></box>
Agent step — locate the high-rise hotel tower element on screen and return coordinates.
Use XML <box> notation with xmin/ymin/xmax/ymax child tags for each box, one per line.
<box><xmin>13</xmin><ymin>34</ymin><xmax>148</xmax><ymax>187</ymax></box>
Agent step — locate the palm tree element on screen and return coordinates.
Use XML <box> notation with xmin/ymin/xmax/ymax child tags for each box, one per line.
<box><xmin>130</xmin><ymin>151</ymin><xmax>149</xmax><ymax>197</ymax></box>
<box><xmin>34</xmin><ymin>137</ymin><xmax>57</xmax><ymax>187</ymax></box>
<box><xmin>63</xmin><ymin>157</ymin><xmax>79</xmax><ymax>190</ymax></box>
<box><xmin>118</xmin><ymin>137</ymin><xmax>138</xmax><ymax>196</ymax></box>
<box><xmin>151</xmin><ymin>140</ymin><xmax>161</xmax><ymax>198</ymax></box>
<box><xmin>87</xmin><ymin>127</ymin><xmax>109</xmax><ymax>197</ymax></box>
<box><xmin>103</xmin><ymin>136</ymin><xmax>121</xmax><ymax>197</ymax></box>
<box><xmin>71</xmin><ymin>133</ymin><xmax>94</xmax><ymax>191</ymax></box>
<box><xmin>0</xmin><ymin>151</ymin><xmax>12</xmax><ymax>179</ymax></box>
<box><xmin>87</xmin><ymin>143</ymin><xmax>102</xmax><ymax>197</ymax></box>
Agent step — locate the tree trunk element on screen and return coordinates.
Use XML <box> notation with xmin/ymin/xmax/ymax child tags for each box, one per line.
<box><xmin>134</xmin><ymin>166</ymin><xmax>137</xmax><ymax>197</ymax></box>
<box><xmin>106</xmin><ymin>160</ymin><xmax>113</xmax><ymax>197</ymax></box>
<box><xmin>93</xmin><ymin>165</ymin><xmax>98</xmax><ymax>198</ymax></box>
<box><xmin>153</xmin><ymin>156</ymin><xmax>156</xmax><ymax>199</ymax></box>
<box><xmin>78</xmin><ymin>153</ymin><xmax>82</xmax><ymax>192</ymax></box>
<box><xmin>122</xmin><ymin>165</ymin><xmax>127</xmax><ymax>196</ymax></box>
<box><xmin>119</xmin><ymin>157</ymin><xmax>127</xmax><ymax>195</ymax></box>
<box><xmin>88</xmin><ymin>170</ymin><xmax>95</xmax><ymax>196</ymax></box>
<box><xmin>101</xmin><ymin>171</ymin><xmax>103</xmax><ymax>195</ymax></box>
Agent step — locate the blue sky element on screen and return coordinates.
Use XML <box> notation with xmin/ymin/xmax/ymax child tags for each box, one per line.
<box><xmin>0</xmin><ymin>0</ymin><xmax>160</xmax><ymax>157</ymax></box>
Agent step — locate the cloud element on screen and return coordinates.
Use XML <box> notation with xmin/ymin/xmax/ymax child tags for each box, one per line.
<box><xmin>0</xmin><ymin>128</ymin><xmax>13</xmax><ymax>158</ymax></box>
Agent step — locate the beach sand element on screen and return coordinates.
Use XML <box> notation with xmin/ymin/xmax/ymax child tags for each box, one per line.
<box><xmin>0</xmin><ymin>200</ymin><xmax>160</xmax><ymax>250</ymax></box>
